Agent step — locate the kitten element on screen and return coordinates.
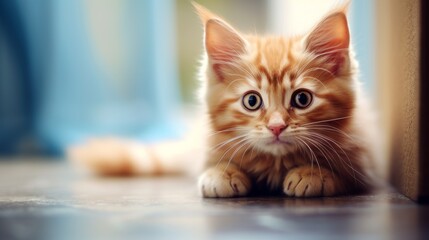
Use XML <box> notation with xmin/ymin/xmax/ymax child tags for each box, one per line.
<box><xmin>68</xmin><ymin>3</ymin><xmax>377</xmax><ymax>198</ymax></box>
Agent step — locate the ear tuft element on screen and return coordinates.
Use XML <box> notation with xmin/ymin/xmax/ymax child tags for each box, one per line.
<box><xmin>192</xmin><ymin>2</ymin><xmax>218</xmax><ymax>26</ymax></box>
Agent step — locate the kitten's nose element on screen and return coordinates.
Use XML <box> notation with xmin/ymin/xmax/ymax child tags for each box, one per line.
<box><xmin>268</xmin><ymin>124</ymin><xmax>287</xmax><ymax>137</ymax></box>
<box><xmin>267</xmin><ymin>111</ymin><xmax>287</xmax><ymax>137</ymax></box>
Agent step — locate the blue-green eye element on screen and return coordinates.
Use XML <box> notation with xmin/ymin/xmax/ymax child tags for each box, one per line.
<box><xmin>291</xmin><ymin>89</ymin><xmax>313</xmax><ymax>109</ymax></box>
<box><xmin>242</xmin><ymin>91</ymin><xmax>262</xmax><ymax>111</ymax></box>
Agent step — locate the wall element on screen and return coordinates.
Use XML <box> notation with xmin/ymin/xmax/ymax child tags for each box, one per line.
<box><xmin>376</xmin><ymin>0</ymin><xmax>423</xmax><ymax>201</ymax></box>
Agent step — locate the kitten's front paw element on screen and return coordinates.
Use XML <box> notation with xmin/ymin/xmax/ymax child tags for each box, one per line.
<box><xmin>198</xmin><ymin>167</ymin><xmax>251</xmax><ymax>198</ymax></box>
<box><xmin>283</xmin><ymin>166</ymin><xmax>341</xmax><ymax>197</ymax></box>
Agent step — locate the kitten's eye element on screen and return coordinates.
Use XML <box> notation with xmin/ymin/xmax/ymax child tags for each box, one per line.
<box><xmin>242</xmin><ymin>91</ymin><xmax>262</xmax><ymax>111</ymax></box>
<box><xmin>291</xmin><ymin>89</ymin><xmax>313</xmax><ymax>109</ymax></box>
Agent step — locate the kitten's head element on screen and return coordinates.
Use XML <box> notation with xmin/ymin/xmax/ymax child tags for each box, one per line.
<box><xmin>195</xmin><ymin>3</ymin><xmax>357</xmax><ymax>156</ymax></box>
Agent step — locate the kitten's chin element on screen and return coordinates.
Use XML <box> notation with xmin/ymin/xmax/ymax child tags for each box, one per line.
<box><xmin>257</xmin><ymin>140</ymin><xmax>296</xmax><ymax>156</ymax></box>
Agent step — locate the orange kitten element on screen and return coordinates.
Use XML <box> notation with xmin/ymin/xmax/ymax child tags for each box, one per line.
<box><xmin>194</xmin><ymin>3</ymin><xmax>376</xmax><ymax>197</ymax></box>
<box><xmin>69</xmin><ymin>3</ymin><xmax>377</xmax><ymax>198</ymax></box>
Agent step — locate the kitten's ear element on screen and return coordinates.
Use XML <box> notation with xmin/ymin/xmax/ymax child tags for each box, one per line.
<box><xmin>193</xmin><ymin>2</ymin><xmax>246</xmax><ymax>63</ymax></box>
<box><xmin>305</xmin><ymin>11</ymin><xmax>350</xmax><ymax>74</ymax></box>
<box><xmin>204</xmin><ymin>19</ymin><xmax>246</xmax><ymax>63</ymax></box>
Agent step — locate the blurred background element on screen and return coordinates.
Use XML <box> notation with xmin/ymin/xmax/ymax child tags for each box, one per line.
<box><xmin>0</xmin><ymin>0</ymin><xmax>374</xmax><ymax>157</ymax></box>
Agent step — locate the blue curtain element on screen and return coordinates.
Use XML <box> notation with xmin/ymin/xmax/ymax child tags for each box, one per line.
<box><xmin>0</xmin><ymin>0</ymin><xmax>181</xmax><ymax>155</ymax></box>
<box><xmin>350</xmin><ymin>0</ymin><xmax>375</xmax><ymax>95</ymax></box>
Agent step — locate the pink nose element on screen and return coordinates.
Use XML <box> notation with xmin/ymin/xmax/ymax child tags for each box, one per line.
<box><xmin>268</xmin><ymin>124</ymin><xmax>286</xmax><ymax>136</ymax></box>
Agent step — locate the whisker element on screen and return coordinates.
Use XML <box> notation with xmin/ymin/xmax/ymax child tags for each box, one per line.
<box><xmin>222</xmin><ymin>140</ymin><xmax>251</xmax><ymax>174</ymax></box>
<box><xmin>295</xmin><ymin>137</ymin><xmax>321</xmax><ymax>180</ymax></box>
<box><xmin>208</xmin><ymin>127</ymin><xmax>248</xmax><ymax>137</ymax></box>
<box><xmin>299</xmin><ymin>135</ymin><xmax>335</xmax><ymax>177</ymax></box>
<box><xmin>215</xmin><ymin>137</ymin><xmax>249</xmax><ymax>169</ymax></box>
<box><xmin>303</xmin><ymin>125</ymin><xmax>356</xmax><ymax>140</ymax></box>
<box><xmin>298</xmin><ymin>66</ymin><xmax>334</xmax><ymax>79</ymax></box>
<box><xmin>209</xmin><ymin>134</ymin><xmax>247</xmax><ymax>151</ymax></box>
<box><xmin>300</xmin><ymin>76</ymin><xmax>328</xmax><ymax>90</ymax></box>
<box><xmin>295</xmin><ymin>48</ymin><xmax>349</xmax><ymax>80</ymax></box>
<box><xmin>301</xmin><ymin>116</ymin><xmax>352</xmax><ymax>126</ymax></box>
<box><xmin>299</xmin><ymin>132</ymin><xmax>366</xmax><ymax>185</ymax></box>
<box><xmin>238</xmin><ymin>141</ymin><xmax>254</xmax><ymax>170</ymax></box>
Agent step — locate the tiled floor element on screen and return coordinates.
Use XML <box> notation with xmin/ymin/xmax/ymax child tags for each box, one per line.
<box><xmin>0</xmin><ymin>161</ymin><xmax>428</xmax><ymax>240</ymax></box>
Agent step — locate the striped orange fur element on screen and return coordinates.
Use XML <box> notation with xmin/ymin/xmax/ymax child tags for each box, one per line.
<box><xmin>195</xmin><ymin>2</ymin><xmax>376</xmax><ymax>197</ymax></box>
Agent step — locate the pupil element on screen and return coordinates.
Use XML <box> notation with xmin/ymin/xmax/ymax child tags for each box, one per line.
<box><xmin>248</xmin><ymin>95</ymin><xmax>257</xmax><ymax>106</ymax></box>
<box><xmin>298</xmin><ymin>93</ymin><xmax>308</xmax><ymax>105</ymax></box>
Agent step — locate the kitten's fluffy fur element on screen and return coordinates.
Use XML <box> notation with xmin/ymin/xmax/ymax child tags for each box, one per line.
<box><xmin>69</xmin><ymin>3</ymin><xmax>377</xmax><ymax>198</ymax></box>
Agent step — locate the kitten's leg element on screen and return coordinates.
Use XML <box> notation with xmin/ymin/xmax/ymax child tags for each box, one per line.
<box><xmin>283</xmin><ymin>166</ymin><xmax>343</xmax><ymax>197</ymax></box>
<box><xmin>67</xmin><ymin>112</ymin><xmax>206</xmax><ymax>176</ymax></box>
<box><xmin>68</xmin><ymin>138</ymin><xmax>199</xmax><ymax>176</ymax></box>
<box><xmin>68</xmin><ymin>139</ymin><xmax>160</xmax><ymax>175</ymax></box>
<box><xmin>198</xmin><ymin>163</ymin><xmax>251</xmax><ymax>198</ymax></box>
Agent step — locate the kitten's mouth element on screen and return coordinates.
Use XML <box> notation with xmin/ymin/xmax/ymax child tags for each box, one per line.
<box><xmin>270</xmin><ymin>138</ymin><xmax>291</xmax><ymax>145</ymax></box>
<box><xmin>259</xmin><ymin>137</ymin><xmax>295</xmax><ymax>155</ymax></box>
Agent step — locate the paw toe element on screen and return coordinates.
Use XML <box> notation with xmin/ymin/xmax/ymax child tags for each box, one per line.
<box><xmin>198</xmin><ymin>169</ymin><xmax>250</xmax><ymax>198</ymax></box>
<box><xmin>295</xmin><ymin>177</ymin><xmax>322</xmax><ymax>197</ymax></box>
<box><xmin>283</xmin><ymin>167</ymin><xmax>339</xmax><ymax>197</ymax></box>
<box><xmin>283</xmin><ymin>172</ymin><xmax>302</xmax><ymax>196</ymax></box>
